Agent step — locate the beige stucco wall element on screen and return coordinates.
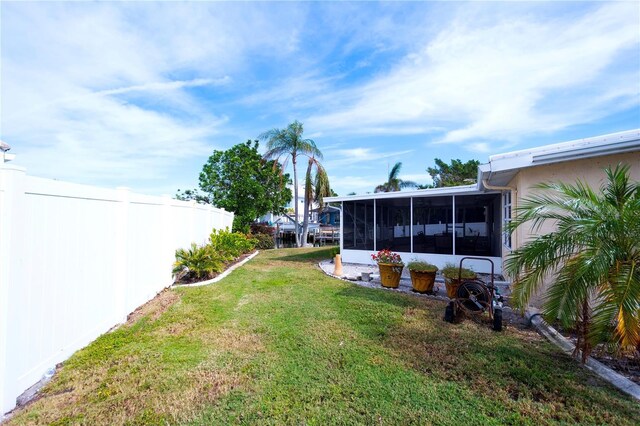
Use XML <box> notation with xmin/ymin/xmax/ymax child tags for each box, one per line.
<box><xmin>504</xmin><ymin>151</ymin><xmax>640</xmax><ymax>307</ymax></box>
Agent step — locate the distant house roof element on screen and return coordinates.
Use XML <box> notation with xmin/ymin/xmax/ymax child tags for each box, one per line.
<box><xmin>311</xmin><ymin>205</ymin><xmax>341</xmax><ymax>213</ymax></box>
<box><xmin>479</xmin><ymin>129</ymin><xmax>640</xmax><ymax>188</ymax></box>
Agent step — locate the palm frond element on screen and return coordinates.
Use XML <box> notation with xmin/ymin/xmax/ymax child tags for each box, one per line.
<box><xmin>389</xmin><ymin>162</ymin><xmax>402</xmax><ymax>181</ymax></box>
<box><xmin>506</xmin><ymin>163</ymin><xmax>640</xmax><ymax>358</ymax></box>
<box><xmin>314</xmin><ymin>163</ymin><xmax>331</xmax><ymax>209</ymax></box>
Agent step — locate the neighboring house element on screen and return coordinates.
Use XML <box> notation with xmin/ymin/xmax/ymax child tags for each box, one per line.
<box><xmin>259</xmin><ymin>184</ymin><xmax>319</xmax><ymax>226</ymax></box>
<box><xmin>325</xmin><ymin>129</ymin><xmax>640</xmax><ymax>301</ymax></box>
<box><xmin>315</xmin><ymin>205</ymin><xmax>340</xmax><ymax>226</ymax></box>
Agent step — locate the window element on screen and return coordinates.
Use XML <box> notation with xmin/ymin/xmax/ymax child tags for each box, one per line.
<box><xmin>502</xmin><ymin>191</ymin><xmax>512</xmax><ymax>249</ymax></box>
<box><xmin>376</xmin><ymin>198</ymin><xmax>411</xmax><ymax>252</ymax></box>
<box><xmin>412</xmin><ymin>196</ymin><xmax>453</xmax><ymax>254</ymax></box>
<box><xmin>342</xmin><ymin>200</ymin><xmax>374</xmax><ymax>250</ymax></box>
<box><xmin>455</xmin><ymin>194</ymin><xmax>500</xmax><ymax>256</ymax></box>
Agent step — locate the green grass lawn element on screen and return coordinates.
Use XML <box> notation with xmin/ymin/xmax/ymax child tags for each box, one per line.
<box><xmin>9</xmin><ymin>248</ymin><xmax>639</xmax><ymax>425</ymax></box>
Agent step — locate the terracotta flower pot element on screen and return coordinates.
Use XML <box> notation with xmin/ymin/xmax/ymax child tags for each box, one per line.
<box><xmin>444</xmin><ymin>277</ymin><xmax>462</xmax><ymax>299</ymax></box>
<box><xmin>378</xmin><ymin>263</ymin><xmax>403</xmax><ymax>288</ymax></box>
<box><xmin>410</xmin><ymin>270</ymin><xmax>436</xmax><ymax>293</ymax></box>
<box><xmin>444</xmin><ymin>273</ymin><xmax>477</xmax><ymax>298</ymax></box>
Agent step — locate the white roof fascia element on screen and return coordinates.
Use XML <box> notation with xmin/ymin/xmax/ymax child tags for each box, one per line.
<box><xmin>325</xmin><ymin>184</ymin><xmax>488</xmax><ymax>202</ymax></box>
<box><xmin>488</xmin><ymin>129</ymin><xmax>640</xmax><ymax>173</ymax></box>
<box><xmin>480</xmin><ymin>129</ymin><xmax>640</xmax><ymax>188</ymax></box>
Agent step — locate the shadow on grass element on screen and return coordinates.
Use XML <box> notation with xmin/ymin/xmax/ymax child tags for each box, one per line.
<box><xmin>336</xmin><ymin>284</ymin><xmax>416</xmax><ymax>309</ymax></box>
<box><xmin>271</xmin><ymin>247</ymin><xmax>334</xmax><ymax>263</ymax></box>
<box><xmin>367</xmin><ymin>299</ymin><xmax>640</xmax><ymax>422</ymax></box>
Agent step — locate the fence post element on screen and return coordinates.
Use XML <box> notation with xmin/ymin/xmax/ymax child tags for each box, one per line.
<box><xmin>114</xmin><ymin>187</ymin><xmax>130</xmax><ymax>324</ymax></box>
<box><xmin>161</xmin><ymin>195</ymin><xmax>173</xmax><ymax>285</ymax></box>
<box><xmin>0</xmin><ymin>165</ymin><xmax>27</xmax><ymax>414</ymax></box>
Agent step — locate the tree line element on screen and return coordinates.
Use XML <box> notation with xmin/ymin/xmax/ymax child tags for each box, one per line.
<box><xmin>176</xmin><ymin>120</ymin><xmax>480</xmax><ymax>242</ymax></box>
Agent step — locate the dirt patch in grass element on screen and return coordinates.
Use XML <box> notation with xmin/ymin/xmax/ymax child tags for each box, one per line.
<box><xmin>126</xmin><ymin>288</ymin><xmax>180</xmax><ymax>326</ymax></box>
<box><xmin>7</xmin><ymin>336</ymin><xmax>250</xmax><ymax>426</ymax></box>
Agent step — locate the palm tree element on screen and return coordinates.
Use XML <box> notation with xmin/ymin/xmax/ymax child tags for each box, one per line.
<box><xmin>374</xmin><ymin>162</ymin><xmax>417</xmax><ymax>193</ymax></box>
<box><xmin>260</xmin><ymin>120</ymin><xmax>321</xmax><ymax>247</ymax></box>
<box><xmin>504</xmin><ymin>165</ymin><xmax>640</xmax><ymax>362</ymax></box>
<box><xmin>301</xmin><ymin>156</ymin><xmax>331</xmax><ymax>246</ymax></box>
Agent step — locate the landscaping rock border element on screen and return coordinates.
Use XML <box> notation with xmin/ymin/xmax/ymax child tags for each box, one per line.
<box><xmin>525</xmin><ymin>308</ymin><xmax>640</xmax><ymax>401</ymax></box>
<box><xmin>172</xmin><ymin>250</ymin><xmax>259</xmax><ymax>288</ymax></box>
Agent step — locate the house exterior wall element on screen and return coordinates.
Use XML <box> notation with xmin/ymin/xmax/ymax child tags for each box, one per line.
<box><xmin>505</xmin><ymin>151</ymin><xmax>640</xmax><ymax>306</ymax></box>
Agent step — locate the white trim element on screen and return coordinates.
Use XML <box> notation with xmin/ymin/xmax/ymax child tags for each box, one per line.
<box><xmin>373</xmin><ymin>199</ymin><xmax>377</xmax><ymax>251</ymax></box>
<box><xmin>409</xmin><ymin>197</ymin><xmax>413</xmax><ymax>253</ymax></box>
<box><xmin>341</xmin><ymin>249</ymin><xmax>502</xmax><ymax>274</ymax></box>
<box><xmin>325</xmin><ymin>184</ymin><xmax>480</xmax><ymax>202</ymax></box>
<box><xmin>502</xmin><ymin>191</ymin><xmax>512</xmax><ymax>249</ymax></box>
<box><xmin>481</xmin><ymin>129</ymin><xmax>640</xmax><ymax>188</ymax></box>
<box><xmin>452</xmin><ymin>195</ymin><xmax>456</xmax><ymax>255</ymax></box>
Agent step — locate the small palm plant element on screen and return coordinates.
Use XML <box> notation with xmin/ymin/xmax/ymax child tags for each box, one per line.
<box><xmin>172</xmin><ymin>243</ymin><xmax>223</xmax><ymax>281</ymax></box>
<box><xmin>504</xmin><ymin>164</ymin><xmax>640</xmax><ymax>362</ymax></box>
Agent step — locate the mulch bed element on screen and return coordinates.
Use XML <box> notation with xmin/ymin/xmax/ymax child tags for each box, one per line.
<box><xmin>556</xmin><ymin>326</ymin><xmax>640</xmax><ymax>385</ymax></box>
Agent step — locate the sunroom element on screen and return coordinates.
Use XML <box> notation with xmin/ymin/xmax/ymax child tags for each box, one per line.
<box><xmin>325</xmin><ymin>185</ymin><xmax>505</xmax><ymax>274</ymax></box>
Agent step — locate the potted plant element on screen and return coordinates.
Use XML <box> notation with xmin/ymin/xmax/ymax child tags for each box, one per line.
<box><xmin>441</xmin><ymin>263</ymin><xmax>476</xmax><ymax>298</ymax></box>
<box><xmin>407</xmin><ymin>260</ymin><xmax>438</xmax><ymax>293</ymax></box>
<box><xmin>371</xmin><ymin>249</ymin><xmax>404</xmax><ymax>288</ymax></box>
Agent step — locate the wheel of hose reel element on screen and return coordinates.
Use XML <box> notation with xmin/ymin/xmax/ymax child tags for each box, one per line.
<box><xmin>456</xmin><ymin>280</ymin><xmax>491</xmax><ymax>315</ymax></box>
<box><xmin>493</xmin><ymin>308</ymin><xmax>503</xmax><ymax>331</ymax></box>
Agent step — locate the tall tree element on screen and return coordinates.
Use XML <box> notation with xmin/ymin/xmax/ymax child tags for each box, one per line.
<box><xmin>504</xmin><ymin>165</ymin><xmax>640</xmax><ymax>362</ymax></box>
<box><xmin>374</xmin><ymin>162</ymin><xmax>417</xmax><ymax>193</ymax></box>
<box><xmin>175</xmin><ymin>188</ymin><xmax>210</xmax><ymax>204</ymax></box>
<box><xmin>260</xmin><ymin>120</ymin><xmax>321</xmax><ymax>247</ymax></box>
<box><xmin>427</xmin><ymin>158</ymin><xmax>480</xmax><ymax>187</ymax></box>
<box><xmin>301</xmin><ymin>156</ymin><xmax>331</xmax><ymax>246</ymax></box>
<box><xmin>197</xmin><ymin>140</ymin><xmax>292</xmax><ymax>233</ymax></box>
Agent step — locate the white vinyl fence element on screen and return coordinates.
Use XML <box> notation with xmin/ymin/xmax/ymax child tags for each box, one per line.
<box><xmin>0</xmin><ymin>165</ymin><xmax>233</xmax><ymax>414</ymax></box>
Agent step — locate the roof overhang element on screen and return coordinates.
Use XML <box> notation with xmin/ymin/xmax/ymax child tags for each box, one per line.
<box><xmin>324</xmin><ymin>184</ymin><xmax>490</xmax><ymax>202</ymax></box>
<box><xmin>480</xmin><ymin>129</ymin><xmax>640</xmax><ymax>188</ymax></box>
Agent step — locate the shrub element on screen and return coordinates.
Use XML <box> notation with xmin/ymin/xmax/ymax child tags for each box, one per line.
<box><xmin>329</xmin><ymin>246</ymin><xmax>340</xmax><ymax>258</ymax></box>
<box><xmin>172</xmin><ymin>243</ymin><xmax>224</xmax><ymax>281</ymax></box>
<box><xmin>253</xmin><ymin>233</ymin><xmax>275</xmax><ymax>250</ymax></box>
<box><xmin>173</xmin><ymin>228</ymin><xmax>257</xmax><ymax>283</ymax></box>
<box><xmin>441</xmin><ymin>262</ymin><xmax>475</xmax><ymax>279</ymax></box>
<box><xmin>209</xmin><ymin>228</ymin><xmax>256</xmax><ymax>261</ymax></box>
<box><xmin>407</xmin><ymin>260</ymin><xmax>438</xmax><ymax>273</ymax></box>
<box><xmin>250</xmin><ymin>223</ymin><xmax>275</xmax><ymax>236</ymax></box>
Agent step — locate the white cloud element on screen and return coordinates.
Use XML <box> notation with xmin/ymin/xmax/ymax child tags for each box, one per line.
<box><xmin>2</xmin><ymin>1</ymin><xmax>637</xmax><ymax>196</ymax></box>
<box><xmin>306</xmin><ymin>3</ymin><xmax>640</xmax><ymax>145</ymax></box>
<box><xmin>0</xmin><ymin>2</ymin><xmax>302</xmax><ymax>190</ymax></box>
<box><xmin>322</xmin><ymin>147</ymin><xmax>414</xmax><ymax>170</ymax></box>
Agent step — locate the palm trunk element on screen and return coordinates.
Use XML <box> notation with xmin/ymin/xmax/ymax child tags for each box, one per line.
<box><xmin>301</xmin><ymin>159</ymin><xmax>313</xmax><ymax>247</ymax></box>
<box><xmin>301</xmin><ymin>197</ymin><xmax>310</xmax><ymax>247</ymax></box>
<box><xmin>292</xmin><ymin>155</ymin><xmax>301</xmax><ymax>247</ymax></box>
<box><xmin>573</xmin><ymin>297</ymin><xmax>592</xmax><ymax>364</ymax></box>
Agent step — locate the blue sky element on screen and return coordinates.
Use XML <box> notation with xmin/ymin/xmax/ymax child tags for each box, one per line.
<box><xmin>2</xmin><ymin>1</ymin><xmax>639</xmax><ymax>196</ymax></box>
